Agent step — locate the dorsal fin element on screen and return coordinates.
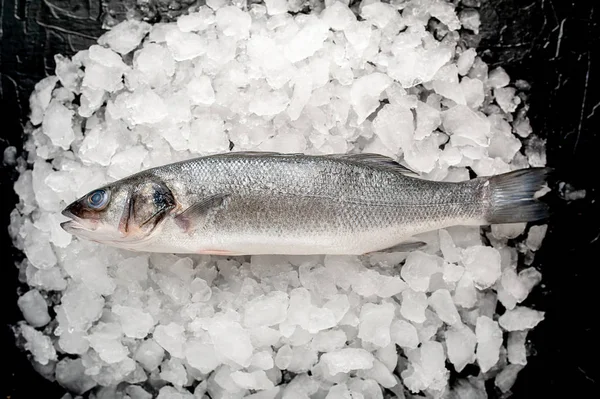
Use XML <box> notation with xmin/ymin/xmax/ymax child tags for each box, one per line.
<box><xmin>212</xmin><ymin>151</ymin><xmax>418</xmax><ymax>176</ymax></box>
<box><xmin>328</xmin><ymin>153</ymin><xmax>418</xmax><ymax>176</ymax></box>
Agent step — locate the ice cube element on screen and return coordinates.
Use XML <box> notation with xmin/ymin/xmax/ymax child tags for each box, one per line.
<box><xmin>372</xmin><ymin>104</ymin><xmax>414</xmax><ymax>155</ymax></box>
<box><xmin>390</xmin><ymin>319</ymin><xmax>419</xmax><ymax>349</ymax></box>
<box><xmin>29</xmin><ymin>76</ymin><xmax>59</xmax><ymax>125</ymax></box>
<box><xmin>461</xmin><ymin>246</ymin><xmax>502</xmax><ymax>289</ymax></box>
<box><xmin>243</xmin><ymin>291</ymin><xmax>289</xmax><ymax>328</ymax></box>
<box><xmin>20</xmin><ymin>324</ymin><xmax>57</xmax><ymax>365</ymax></box>
<box><xmin>491</xmin><ymin>223</ymin><xmax>527</xmax><ymax>240</ymax></box>
<box><xmin>401</xmin><ymin>341</ymin><xmax>448</xmax><ymax>393</ymax></box>
<box><xmin>108</xmin><ymin>145</ymin><xmax>148</xmax><ymax>179</ymax></box>
<box><xmin>42</xmin><ymin>100</ymin><xmax>75</xmax><ymax>150</ymax></box>
<box><xmin>454</xmin><ymin>272</ymin><xmax>478</xmax><ymax>308</ymax></box>
<box><xmin>231</xmin><ymin>370</ymin><xmax>274</xmax><ymax>390</ymax></box>
<box><xmin>457</xmin><ymin>49</ymin><xmax>477</xmax><ymax>76</ymax></box>
<box><xmin>177</xmin><ymin>8</ymin><xmax>215</xmax><ymax>32</ymax></box>
<box><xmin>400</xmin><ymin>289</ymin><xmax>428</xmax><ymax>323</ymax></box>
<box><xmin>134</xmin><ymin>338</ymin><xmax>165</xmax><ymax>371</ymax></box>
<box><xmin>311</xmin><ymin>329</ymin><xmax>347</xmax><ymax>352</ymax></box>
<box><xmin>284</xmin><ymin>18</ymin><xmax>329</xmax><ymax>63</ymax></box>
<box><xmin>207</xmin><ymin>318</ymin><xmax>253</xmax><ymax>367</ymax></box>
<box><xmin>98</xmin><ymin>20</ymin><xmax>151</xmax><ymax>55</ymax></box>
<box><xmin>166</xmin><ymin>29</ymin><xmax>207</xmax><ymax>61</ymax></box>
<box><xmin>112</xmin><ymin>305</ymin><xmax>155</xmax><ymax>339</ymax></box>
<box><xmin>134</xmin><ymin>43</ymin><xmax>175</xmax><ymax>88</ymax></box>
<box><xmin>58</xmin><ymin>330</ymin><xmax>89</xmax><ymax>355</ymax></box>
<box><xmin>260</xmin><ymin>0</ymin><xmax>286</xmax><ymax>15</ymax></box>
<box><xmin>322</xmin><ymin>2</ymin><xmax>356</xmax><ymax>31</ymax></box>
<box><xmin>361</xmin><ymin>2</ymin><xmax>399</xmax><ymax>29</ymax></box>
<box><xmin>499</xmin><ymin>307</ymin><xmax>545</xmax><ymax>331</ymax></box>
<box><xmin>475</xmin><ymin>316</ymin><xmax>503</xmax><ymax>372</ymax></box>
<box><xmin>160</xmin><ymin>358</ymin><xmax>187</xmax><ymax>387</ymax></box>
<box><xmin>433</xmin><ymin>64</ymin><xmax>465</xmax><ymax>105</ymax></box>
<box><xmin>17</xmin><ymin>289</ymin><xmax>50</xmax><ymax>327</ymax></box>
<box><xmin>401</xmin><ymin>251</ymin><xmax>442</xmax><ymax>292</ymax></box>
<box><xmin>187</xmin><ymin>75</ymin><xmax>216</xmax><ymax>106</ymax></box>
<box><xmin>79</xmin><ymin>124</ymin><xmax>119</xmax><ymax>166</ymax></box>
<box><xmin>429</xmin><ymin>289</ymin><xmax>460</xmax><ymax>325</ymax></box>
<box><xmin>320</xmin><ymin>348</ymin><xmax>375</xmax><ymax>376</ymax></box>
<box><xmin>526</xmin><ymin>225</ymin><xmax>548</xmax><ymax>251</ymax></box>
<box><xmin>55</xmin><ymin>358</ymin><xmax>96</xmax><ymax>394</ymax></box>
<box><xmin>487</xmin><ymin>67</ymin><xmax>510</xmax><ymax>89</ymax></box>
<box><xmin>358</xmin><ymin>302</ymin><xmax>395</xmax><ymax>348</ymax></box>
<box><xmin>460</xmin><ymin>77</ymin><xmax>485</xmax><ymax>108</ymax></box>
<box><xmin>87</xmin><ymin>323</ymin><xmax>128</xmax><ymax>364</ymax></box>
<box><xmin>350</xmin><ymin>73</ymin><xmax>392</xmax><ymax>123</ymax></box>
<box><xmin>415</xmin><ymin>101</ymin><xmax>442</xmax><ymax>140</ymax></box>
<box><xmin>56</xmin><ymin>283</ymin><xmax>104</xmax><ymax>331</ymax></box>
<box><xmin>216</xmin><ymin>6</ymin><xmax>252</xmax><ymax>38</ymax></box>
<box><xmin>459</xmin><ymin>9</ymin><xmax>481</xmax><ymax>33</ymax></box>
<box><xmin>507</xmin><ymin>330</ymin><xmax>528</xmax><ymax>365</ymax></box>
<box><xmin>495</xmin><ymin>364</ymin><xmax>524</xmax><ymax>393</ymax></box>
<box><xmin>154</xmin><ymin>323</ymin><xmax>186</xmax><ymax>358</ymax></box>
<box><xmin>445</xmin><ymin>324</ymin><xmax>477</xmax><ymax>372</ymax></box>
<box><xmin>442</xmin><ymin>105</ymin><xmax>490</xmax><ymax>147</ymax></box>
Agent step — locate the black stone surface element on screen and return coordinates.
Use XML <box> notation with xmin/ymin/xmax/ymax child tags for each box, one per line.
<box><xmin>1</xmin><ymin>1</ymin><xmax>598</xmax><ymax>398</ymax></box>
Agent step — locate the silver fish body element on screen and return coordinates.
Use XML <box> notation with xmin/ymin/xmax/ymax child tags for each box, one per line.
<box><xmin>61</xmin><ymin>152</ymin><xmax>551</xmax><ymax>255</ymax></box>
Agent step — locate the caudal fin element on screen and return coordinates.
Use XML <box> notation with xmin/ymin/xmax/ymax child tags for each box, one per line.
<box><xmin>486</xmin><ymin>167</ymin><xmax>552</xmax><ymax>224</ymax></box>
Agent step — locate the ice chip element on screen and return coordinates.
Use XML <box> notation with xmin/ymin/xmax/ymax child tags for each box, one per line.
<box><xmin>487</xmin><ymin>67</ymin><xmax>511</xmax><ymax>89</ymax></box>
<box><xmin>461</xmin><ymin>246</ymin><xmax>502</xmax><ymax>289</ymax></box>
<box><xmin>445</xmin><ymin>324</ymin><xmax>477</xmax><ymax>372</ymax></box>
<box><xmin>350</xmin><ymin>73</ymin><xmax>392</xmax><ymax>123</ymax></box>
<box><xmin>429</xmin><ymin>289</ymin><xmax>460</xmax><ymax>325</ymax></box>
<box><xmin>231</xmin><ymin>370</ymin><xmax>274</xmax><ymax>390</ymax></box>
<box><xmin>358</xmin><ymin>302</ymin><xmax>395</xmax><ymax>348</ymax></box>
<box><xmin>400</xmin><ymin>289</ymin><xmax>428</xmax><ymax>323</ymax></box>
<box><xmin>42</xmin><ymin>100</ymin><xmax>75</xmax><ymax>150</ymax></box>
<box><xmin>187</xmin><ymin>75</ymin><xmax>216</xmax><ymax>105</ymax></box>
<box><xmin>216</xmin><ymin>5</ymin><xmax>252</xmax><ymax>38</ymax></box>
<box><xmin>320</xmin><ymin>348</ymin><xmax>375</xmax><ymax>376</ymax></box>
<box><xmin>442</xmin><ymin>105</ymin><xmax>490</xmax><ymax>147</ymax></box>
<box><xmin>208</xmin><ymin>319</ymin><xmax>253</xmax><ymax>367</ymax></box>
<box><xmin>87</xmin><ymin>323</ymin><xmax>128</xmax><ymax>364</ymax></box>
<box><xmin>322</xmin><ymin>2</ymin><xmax>356</xmax><ymax>31</ymax></box>
<box><xmin>56</xmin><ymin>358</ymin><xmax>96</xmax><ymax>394</ymax></box>
<box><xmin>20</xmin><ymin>324</ymin><xmax>57</xmax><ymax>365</ymax></box>
<box><xmin>243</xmin><ymin>291</ymin><xmax>289</xmax><ymax>328</ymax></box>
<box><xmin>401</xmin><ymin>251</ymin><xmax>442</xmax><ymax>292</ymax></box>
<box><xmin>401</xmin><ymin>341</ymin><xmax>448</xmax><ymax>393</ymax></box>
<box><xmin>166</xmin><ymin>29</ymin><xmax>207</xmax><ymax>61</ymax></box>
<box><xmin>499</xmin><ymin>306</ymin><xmax>545</xmax><ymax>331</ymax></box>
<box><xmin>495</xmin><ymin>364</ymin><xmax>524</xmax><ymax>393</ymax></box>
<box><xmin>475</xmin><ymin>316</ymin><xmax>503</xmax><ymax>372</ymax></box>
<box><xmin>457</xmin><ymin>49</ymin><xmax>477</xmax><ymax>76</ymax></box>
<box><xmin>390</xmin><ymin>319</ymin><xmax>419</xmax><ymax>349</ymax></box>
<box><xmin>98</xmin><ymin>20</ymin><xmax>151</xmax><ymax>54</ymax></box>
<box><xmin>526</xmin><ymin>224</ymin><xmax>548</xmax><ymax>251</ymax></box>
<box><xmin>507</xmin><ymin>330</ymin><xmax>528</xmax><ymax>365</ymax></box>
<box><xmin>134</xmin><ymin>339</ymin><xmax>165</xmax><ymax>371</ymax></box>
<box><xmin>112</xmin><ymin>305</ymin><xmax>155</xmax><ymax>338</ymax></box>
<box><xmin>372</xmin><ymin>104</ymin><xmax>414</xmax><ymax>154</ymax></box>
<box><xmin>154</xmin><ymin>323</ymin><xmax>186</xmax><ymax>358</ymax></box>
<box><xmin>29</xmin><ymin>76</ymin><xmax>59</xmax><ymax>125</ymax></box>
<box><xmin>284</xmin><ymin>18</ymin><xmax>329</xmax><ymax>63</ymax></box>
<box><xmin>17</xmin><ymin>289</ymin><xmax>50</xmax><ymax>327</ymax></box>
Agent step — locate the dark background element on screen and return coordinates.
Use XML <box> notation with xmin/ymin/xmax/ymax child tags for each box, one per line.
<box><xmin>1</xmin><ymin>0</ymin><xmax>598</xmax><ymax>398</ymax></box>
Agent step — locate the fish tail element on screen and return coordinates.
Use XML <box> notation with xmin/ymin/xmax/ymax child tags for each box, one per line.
<box><xmin>485</xmin><ymin>167</ymin><xmax>553</xmax><ymax>224</ymax></box>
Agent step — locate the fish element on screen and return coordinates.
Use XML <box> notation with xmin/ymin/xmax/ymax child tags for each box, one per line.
<box><xmin>60</xmin><ymin>152</ymin><xmax>551</xmax><ymax>255</ymax></box>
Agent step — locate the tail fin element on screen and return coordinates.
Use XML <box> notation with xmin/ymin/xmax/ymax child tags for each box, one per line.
<box><xmin>485</xmin><ymin>167</ymin><xmax>552</xmax><ymax>224</ymax></box>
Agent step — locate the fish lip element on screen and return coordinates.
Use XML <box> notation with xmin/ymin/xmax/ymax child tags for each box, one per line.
<box><xmin>60</xmin><ymin>207</ymin><xmax>97</xmax><ymax>232</ymax></box>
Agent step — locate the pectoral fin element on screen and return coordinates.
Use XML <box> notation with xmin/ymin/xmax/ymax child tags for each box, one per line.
<box><xmin>174</xmin><ymin>194</ymin><xmax>229</xmax><ymax>233</ymax></box>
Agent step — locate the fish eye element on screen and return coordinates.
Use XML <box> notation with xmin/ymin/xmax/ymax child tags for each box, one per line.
<box><xmin>86</xmin><ymin>189</ymin><xmax>109</xmax><ymax>210</ymax></box>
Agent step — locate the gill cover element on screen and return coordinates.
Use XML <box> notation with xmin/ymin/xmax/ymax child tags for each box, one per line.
<box><xmin>119</xmin><ymin>180</ymin><xmax>176</xmax><ymax>236</ymax></box>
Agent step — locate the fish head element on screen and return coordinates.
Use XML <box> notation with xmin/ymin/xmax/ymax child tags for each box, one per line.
<box><xmin>61</xmin><ymin>176</ymin><xmax>176</xmax><ymax>247</ymax></box>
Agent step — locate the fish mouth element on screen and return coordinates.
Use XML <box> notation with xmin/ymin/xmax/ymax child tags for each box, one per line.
<box><xmin>60</xmin><ymin>208</ymin><xmax>98</xmax><ymax>233</ymax></box>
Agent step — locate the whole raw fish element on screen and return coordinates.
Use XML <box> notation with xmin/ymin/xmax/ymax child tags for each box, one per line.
<box><xmin>61</xmin><ymin>152</ymin><xmax>551</xmax><ymax>255</ymax></box>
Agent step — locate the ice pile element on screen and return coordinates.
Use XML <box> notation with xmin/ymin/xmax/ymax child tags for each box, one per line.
<box><xmin>11</xmin><ymin>1</ymin><xmax>549</xmax><ymax>398</ymax></box>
